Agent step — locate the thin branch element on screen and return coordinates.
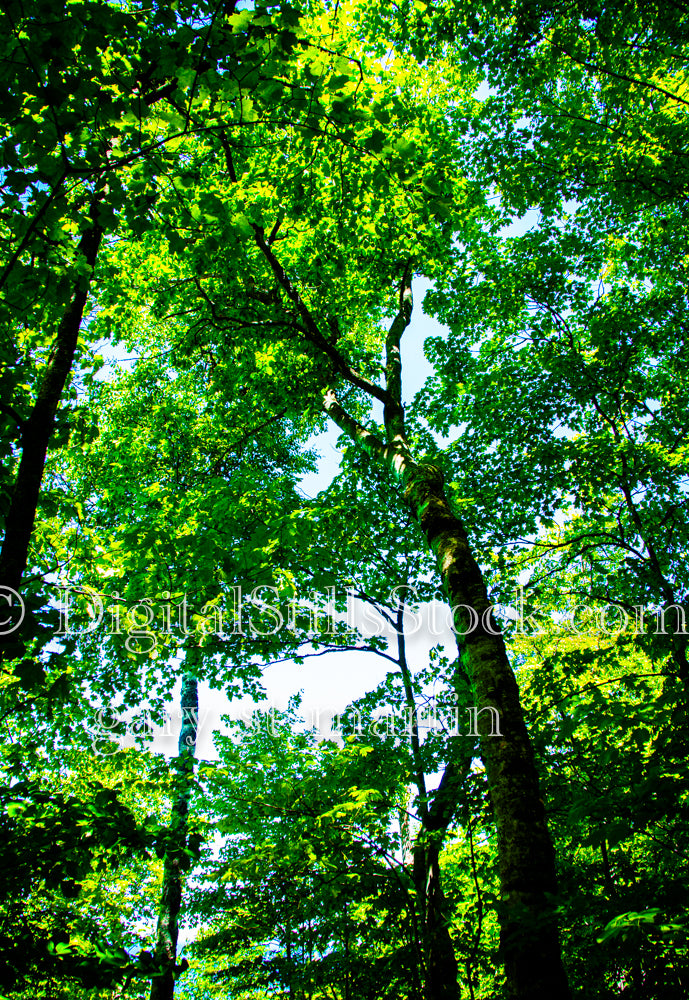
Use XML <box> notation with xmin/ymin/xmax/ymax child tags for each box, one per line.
<box><xmin>550</xmin><ymin>40</ymin><xmax>689</xmax><ymax>110</ymax></box>
<box><xmin>251</xmin><ymin>225</ymin><xmax>389</xmax><ymax>404</ymax></box>
<box><xmin>395</xmin><ymin>596</ymin><xmax>428</xmax><ymax>815</ymax></box>
<box><xmin>261</xmin><ymin>644</ymin><xmax>400</xmax><ymax>669</ymax></box>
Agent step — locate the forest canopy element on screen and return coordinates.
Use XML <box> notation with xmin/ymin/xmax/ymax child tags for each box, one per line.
<box><xmin>1</xmin><ymin>1</ymin><xmax>688</xmax><ymax>998</ymax></box>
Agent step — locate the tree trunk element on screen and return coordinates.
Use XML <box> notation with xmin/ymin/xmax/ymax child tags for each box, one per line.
<box><xmin>413</xmin><ymin>836</ymin><xmax>460</xmax><ymax>1000</ymax></box>
<box><xmin>0</xmin><ymin>215</ymin><xmax>102</xmax><ymax>598</ymax></box>
<box><xmin>150</xmin><ymin>672</ymin><xmax>198</xmax><ymax>1000</ymax></box>
<box><xmin>323</xmin><ymin>393</ymin><xmax>571</xmax><ymax>997</ymax></box>
<box><xmin>397</xmin><ymin>595</ymin><xmax>464</xmax><ymax>1000</ymax></box>
<box><xmin>402</xmin><ymin>463</ymin><xmax>570</xmax><ymax>999</ymax></box>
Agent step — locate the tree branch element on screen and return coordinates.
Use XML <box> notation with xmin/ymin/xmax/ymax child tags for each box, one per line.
<box><xmin>550</xmin><ymin>40</ymin><xmax>689</xmax><ymax>110</ymax></box>
<box><xmin>385</xmin><ymin>261</ymin><xmax>414</xmax><ymax>410</ymax></box>
<box><xmin>251</xmin><ymin>225</ymin><xmax>390</xmax><ymax>404</ymax></box>
<box><xmin>322</xmin><ymin>390</ymin><xmax>386</xmax><ymax>462</ymax></box>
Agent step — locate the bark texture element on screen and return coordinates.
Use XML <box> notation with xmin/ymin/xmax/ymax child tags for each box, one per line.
<box><xmin>402</xmin><ymin>464</ymin><xmax>570</xmax><ymax>999</ymax></box>
<box><xmin>150</xmin><ymin>672</ymin><xmax>198</xmax><ymax>1000</ymax></box>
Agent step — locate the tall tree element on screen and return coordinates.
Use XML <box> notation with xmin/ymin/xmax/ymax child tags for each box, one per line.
<box><xmin>0</xmin><ymin>0</ymin><xmax>318</xmax><ymax>630</ymax></box>
<box><xmin>92</xmin><ymin>7</ymin><xmax>571</xmax><ymax>991</ymax></box>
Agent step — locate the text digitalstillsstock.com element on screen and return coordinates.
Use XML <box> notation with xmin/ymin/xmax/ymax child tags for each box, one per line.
<box><xmin>1</xmin><ymin>584</ymin><xmax>686</xmax><ymax>653</ymax></box>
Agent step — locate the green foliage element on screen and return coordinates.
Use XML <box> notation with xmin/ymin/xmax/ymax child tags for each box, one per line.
<box><xmin>190</xmin><ymin>705</ymin><xmax>422</xmax><ymax>999</ymax></box>
<box><xmin>0</xmin><ymin>736</ymin><xmax>173</xmax><ymax>995</ymax></box>
<box><xmin>2</xmin><ymin>1</ymin><xmax>689</xmax><ymax>998</ymax></box>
